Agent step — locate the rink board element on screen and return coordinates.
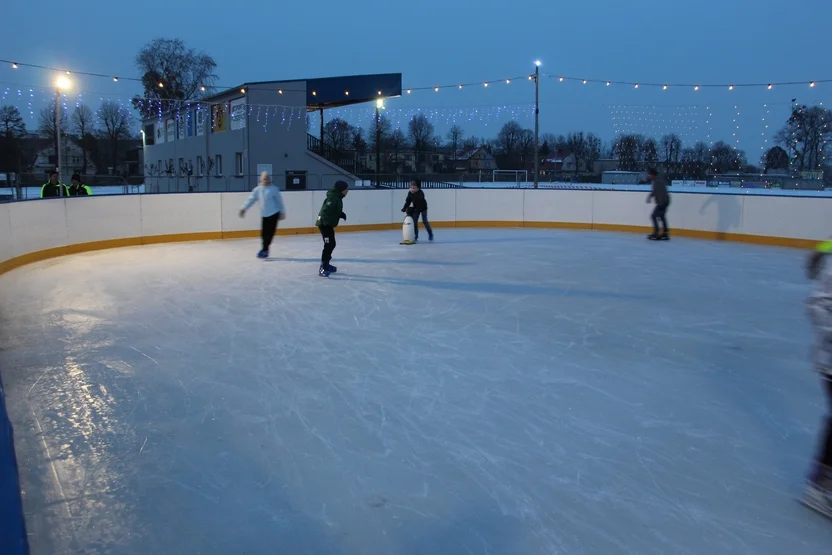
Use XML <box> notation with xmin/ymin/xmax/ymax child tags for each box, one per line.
<box><xmin>1</xmin><ymin>188</ymin><xmax>829</xmax><ymax>277</ymax></box>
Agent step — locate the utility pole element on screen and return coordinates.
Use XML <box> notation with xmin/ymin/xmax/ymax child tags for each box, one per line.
<box><xmin>533</xmin><ymin>61</ymin><xmax>541</xmax><ymax>189</ymax></box>
<box><xmin>55</xmin><ymin>75</ymin><xmax>71</xmax><ymax>195</ymax></box>
<box><xmin>375</xmin><ymin>99</ymin><xmax>384</xmax><ymax>188</ymax></box>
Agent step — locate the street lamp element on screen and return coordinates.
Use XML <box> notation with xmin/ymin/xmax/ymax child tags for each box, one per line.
<box><xmin>55</xmin><ymin>76</ymin><xmax>71</xmax><ymax>194</ymax></box>
<box><xmin>533</xmin><ymin>61</ymin><xmax>541</xmax><ymax>189</ymax></box>
<box><xmin>375</xmin><ymin>98</ymin><xmax>385</xmax><ymax>188</ymax></box>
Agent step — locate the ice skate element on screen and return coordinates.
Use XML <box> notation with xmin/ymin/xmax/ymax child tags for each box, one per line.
<box><xmin>659</xmin><ymin>233</ymin><xmax>670</xmax><ymax>241</ymax></box>
<box><xmin>647</xmin><ymin>233</ymin><xmax>660</xmax><ymax>240</ymax></box>
<box><xmin>319</xmin><ymin>265</ymin><xmax>331</xmax><ymax>278</ymax></box>
<box><xmin>327</xmin><ymin>264</ymin><xmax>337</xmax><ymax>274</ymax></box>
<box><xmin>801</xmin><ymin>480</ymin><xmax>832</xmax><ymax>520</ymax></box>
<box><xmin>257</xmin><ymin>249</ymin><xmax>268</xmax><ymax>259</ymax></box>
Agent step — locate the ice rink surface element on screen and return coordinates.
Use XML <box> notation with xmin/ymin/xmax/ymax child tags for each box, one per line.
<box><xmin>1</xmin><ymin>227</ymin><xmax>831</xmax><ymax>554</ymax></box>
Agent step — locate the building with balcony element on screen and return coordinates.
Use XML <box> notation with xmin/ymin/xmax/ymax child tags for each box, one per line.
<box><xmin>141</xmin><ymin>73</ymin><xmax>402</xmax><ymax>192</ymax></box>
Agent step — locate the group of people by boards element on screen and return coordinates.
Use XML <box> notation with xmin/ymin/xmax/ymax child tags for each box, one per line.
<box><xmin>239</xmin><ymin>173</ymin><xmax>434</xmax><ymax>278</ymax></box>
<box><xmin>40</xmin><ymin>170</ymin><xmax>93</xmax><ymax>198</ymax></box>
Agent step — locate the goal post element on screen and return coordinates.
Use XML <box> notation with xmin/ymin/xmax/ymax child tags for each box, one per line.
<box><xmin>492</xmin><ymin>170</ymin><xmax>528</xmax><ymax>186</ymax></box>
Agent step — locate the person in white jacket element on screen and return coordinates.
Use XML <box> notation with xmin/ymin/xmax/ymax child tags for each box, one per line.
<box><xmin>239</xmin><ymin>172</ymin><xmax>286</xmax><ymax>259</ymax></box>
<box><xmin>803</xmin><ymin>240</ymin><xmax>832</xmax><ymax>519</ymax></box>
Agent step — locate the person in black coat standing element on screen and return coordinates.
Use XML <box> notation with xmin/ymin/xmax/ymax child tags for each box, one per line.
<box><xmin>646</xmin><ymin>168</ymin><xmax>670</xmax><ymax>240</ymax></box>
<box><xmin>401</xmin><ymin>180</ymin><xmax>433</xmax><ymax>242</ymax></box>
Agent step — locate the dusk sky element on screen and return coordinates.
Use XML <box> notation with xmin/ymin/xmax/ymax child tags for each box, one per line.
<box><xmin>3</xmin><ymin>0</ymin><xmax>830</xmax><ymax>159</ymax></box>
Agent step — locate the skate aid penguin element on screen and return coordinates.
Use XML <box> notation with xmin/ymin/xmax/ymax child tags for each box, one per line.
<box><xmin>401</xmin><ymin>207</ymin><xmax>416</xmax><ymax>245</ymax></box>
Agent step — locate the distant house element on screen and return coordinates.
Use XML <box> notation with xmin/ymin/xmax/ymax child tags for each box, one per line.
<box><xmin>453</xmin><ymin>146</ymin><xmax>497</xmax><ymax>172</ymax></box>
<box><xmin>32</xmin><ymin>142</ymin><xmax>98</xmax><ymax>176</ymax></box>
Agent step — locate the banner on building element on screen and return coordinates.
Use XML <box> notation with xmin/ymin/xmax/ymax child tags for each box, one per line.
<box><xmin>196</xmin><ymin>108</ymin><xmax>205</xmax><ymax>137</ymax></box>
<box><xmin>177</xmin><ymin>116</ymin><xmax>186</xmax><ymax>140</ymax></box>
<box><xmin>155</xmin><ymin>122</ymin><xmax>165</xmax><ymax>144</ymax></box>
<box><xmin>186</xmin><ymin>110</ymin><xmax>194</xmax><ymax>137</ymax></box>
<box><xmin>212</xmin><ymin>104</ymin><xmax>228</xmax><ymax>133</ymax></box>
<box><xmin>230</xmin><ymin>98</ymin><xmax>246</xmax><ymax>131</ymax></box>
<box><xmin>166</xmin><ymin>118</ymin><xmax>175</xmax><ymax>142</ymax></box>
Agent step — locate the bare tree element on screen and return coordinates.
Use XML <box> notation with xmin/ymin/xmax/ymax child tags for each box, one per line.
<box><xmin>387</xmin><ymin>128</ymin><xmax>408</xmax><ymax>172</ymax></box>
<box><xmin>496</xmin><ymin>121</ymin><xmax>524</xmax><ymax>155</ymax></box>
<box><xmin>351</xmin><ymin>127</ymin><xmax>367</xmax><ymax>156</ymax></box>
<box><xmin>661</xmin><ymin>133</ymin><xmax>682</xmax><ymax>168</ymax></box>
<box><xmin>71</xmin><ymin>104</ymin><xmax>96</xmax><ymax>174</ymax></box>
<box><xmin>37</xmin><ymin>100</ymin><xmax>68</xmax><ymax>166</ymax></box>
<box><xmin>0</xmin><ymin>106</ymin><xmax>25</xmax><ymax>137</ymax></box>
<box><xmin>323</xmin><ymin>118</ymin><xmax>355</xmax><ymax>151</ymax></box>
<box><xmin>565</xmin><ymin>132</ymin><xmax>587</xmax><ymax>175</ymax></box>
<box><xmin>132</xmin><ymin>38</ymin><xmax>218</xmax><ymax>118</ymax></box>
<box><xmin>0</xmin><ymin>106</ymin><xmax>27</xmax><ymax>183</ymax></box>
<box><xmin>368</xmin><ymin>114</ymin><xmax>392</xmax><ymax>152</ymax></box>
<box><xmin>763</xmin><ymin>146</ymin><xmax>789</xmax><ymax>173</ymax></box>
<box><xmin>584</xmin><ymin>133</ymin><xmax>602</xmax><ymax>173</ymax></box>
<box><xmin>408</xmin><ymin>114</ymin><xmax>434</xmax><ymax>171</ymax></box>
<box><xmin>461</xmin><ymin>136</ymin><xmax>480</xmax><ymax>151</ymax></box>
<box><xmin>775</xmin><ymin>104</ymin><xmax>832</xmax><ymax>172</ymax></box>
<box><xmin>641</xmin><ymin>137</ymin><xmax>658</xmax><ymax>165</ymax></box>
<box><xmin>447</xmin><ymin>125</ymin><xmax>464</xmax><ymax>159</ymax></box>
<box><xmin>710</xmin><ymin>141</ymin><xmax>746</xmax><ymax>173</ymax></box>
<box><xmin>97</xmin><ymin>100</ymin><xmax>134</xmax><ymax>174</ymax></box>
<box><xmin>614</xmin><ymin>134</ymin><xmax>644</xmax><ymax>171</ymax></box>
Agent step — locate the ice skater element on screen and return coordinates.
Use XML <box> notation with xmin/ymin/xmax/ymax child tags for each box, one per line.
<box><xmin>803</xmin><ymin>241</ymin><xmax>832</xmax><ymax>519</ymax></box>
<box><xmin>239</xmin><ymin>171</ymin><xmax>286</xmax><ymax>259</ymax></box>
<box><xmin>401</xmin><ymin>180</ymin><xmax>433</xmax><ymax>242</ymax></box>
<box><xmin>316</xmin><ymin>180</ymin><xmax>348</xmax><ymax>277</ymax></box>
<box><xmin>646</xmin><ymin>168</ymin><xmax>670</xmax><ymax>240</ymax></box>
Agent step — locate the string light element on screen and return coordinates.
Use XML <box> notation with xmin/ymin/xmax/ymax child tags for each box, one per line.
<box><xmin>545</xmin><ymin>73</ymin><xmax>827</xmax><ymax>90</ymax></box>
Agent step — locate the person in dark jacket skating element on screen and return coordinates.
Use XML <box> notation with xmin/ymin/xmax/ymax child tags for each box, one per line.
<box><xmin>401</xmin><ymin>180</ymin><xmax>433</xmax><ymax>241</ymax></box>
<box><xmin>316</xmin><ymin>181</ymin><xmax>348</xmax><ymax>277</ymax></box>
<box><xmin>646</xmin><ymin>168</ymin><xmax>670</xmax><ymax>240</ymax></box>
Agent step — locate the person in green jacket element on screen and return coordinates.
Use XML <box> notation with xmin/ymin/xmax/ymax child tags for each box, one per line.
<box><xmin>68</xmin><ymin>174</ymin><xmax>92</xmax><ymax>196</ymax></box>
<box><xmin>40</xmin><ymin>171</ymin><xmax>68</xmax><ymax>198</ymax></box>
<box><xmin>316</xmin><ymin>181</ymin><xmax>348</xmax><ymax>277</ymax></box>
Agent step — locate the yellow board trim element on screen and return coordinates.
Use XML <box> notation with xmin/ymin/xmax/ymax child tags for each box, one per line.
<box><xmin>0</xmin><ymin>220</ymin><xmax>819</xmax><ymax>277</ymax></box>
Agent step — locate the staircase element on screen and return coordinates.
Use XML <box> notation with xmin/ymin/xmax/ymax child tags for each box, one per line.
<box><xmin>307</xmin><ymin>134</ymin><xmax>366</xmax><ymax>175</ymax></box>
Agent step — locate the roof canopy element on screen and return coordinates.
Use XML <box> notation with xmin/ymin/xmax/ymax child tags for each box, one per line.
<box><xmin>305</xmin><ymin>73</ymin><xmax>402</xmax><ymax>110</ymax></box>
<box><xmin>205</xmin><ymin>72</ymin><xmax>402</xmax><ymax>111</ymax></box>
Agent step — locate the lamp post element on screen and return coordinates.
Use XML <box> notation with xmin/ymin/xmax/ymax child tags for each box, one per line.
<box><xmin>55</xmin><ymin>76</ymin><xmax>71</xmax><ymax>194</ymax></box>
<box><xmin>533</xmin><ymin>60</ymin><xmax>541</xmax><ymax>189</ymax></box>
<box><xmin>375</xmin><ymin>98</ymin><xmax>384</xmax><ymax>188</ymax></box>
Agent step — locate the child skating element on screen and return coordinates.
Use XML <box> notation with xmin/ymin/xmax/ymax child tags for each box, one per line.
<box><xmin>239</xmin><ymin>171</ymin><xmax>286</xmax><ymax>259</ymax></box>
<box><xmin>646</xmin><ymin>168</ymin><xmax>670</xmax><ymax>240</ymax></box>
<box><xmin>401</xmin><ymin>180</ymin><xmax>433</xmax><ymax>241</ymax></box>
<box><xmin>316</xmin><ymin>181</ymin><xmax>348</xmax><ymax>277</ymax></box>
<box><xmin>803</xmin><ymin>241</ymin><xmax>832</xmax><ymax>519</ymax></box>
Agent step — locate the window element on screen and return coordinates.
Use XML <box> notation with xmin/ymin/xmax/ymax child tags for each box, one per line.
<box><xmin>178</xmin><ymin>158</ymin><xmax>185</xmax><ymax>176</ymax></box>
<box><xmin>235</xmin><ymin>152</ymin><xmax>243</xmax><ymax>176</ymax></box>
<box><xmin>215</xmin><ymin>154</ymin><xmax>222</xmax><ymax>176</ymax></box>
<box><xmin>196</xmin><ymin>156</ymin><xmax>204</xmax><ymax>176</ymax></box>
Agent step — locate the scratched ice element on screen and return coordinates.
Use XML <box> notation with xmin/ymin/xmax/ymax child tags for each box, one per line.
<box><xmin>1</xmin><ymin>228</ymin><xmax>831</xmax><ymax>554</ymax></box>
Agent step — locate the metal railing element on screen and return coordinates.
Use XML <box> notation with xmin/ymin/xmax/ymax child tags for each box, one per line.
<box><xmin>3</xmin><ymin>172</ymin><xmax>830</xmax><ymax>202</ymax></box>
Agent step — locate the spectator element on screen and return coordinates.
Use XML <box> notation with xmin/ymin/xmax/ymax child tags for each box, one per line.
<box><xmin>40</xmin><ymin>171</ymin><xmax>68</xmax><ymax>198</ymax></box>
<box><xmin>68</xmin><ymin>174</ymin><xmax>92</xmax><ymax>196</ymax></box>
